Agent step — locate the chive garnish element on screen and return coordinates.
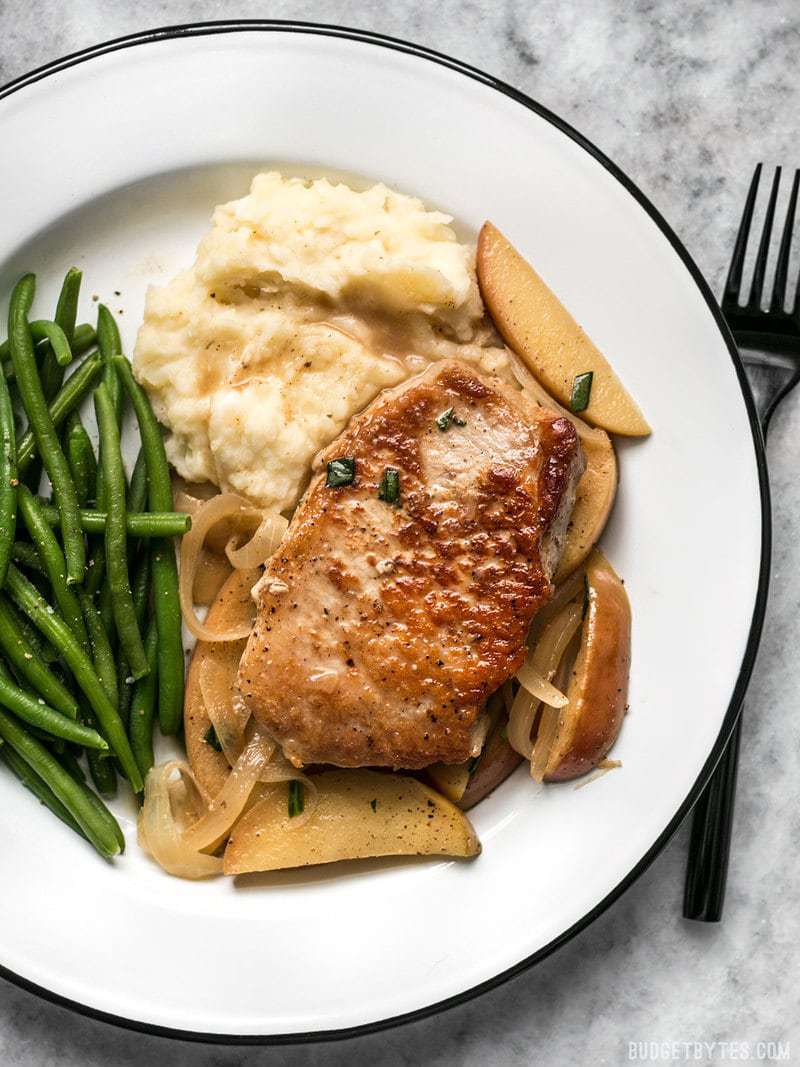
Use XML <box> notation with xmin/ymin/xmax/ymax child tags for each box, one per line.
<box><xmin>500</xmin><ymin>724</ymin><xmax>508</xmax><ymax>742</ymax></box>
<box><xmin>326</xmin><ymin>457</ymin><xmax>356</xmax><ymax>487</ymax></box>
<box><xmin>378</xmin><ymin>466</ymin><xmax>401</xmax><ymax>505</ymax></box>
<box><xmin>204</xmin><ymin>725</ymin><xmax>222</xmax><ymax>752</ymax></box>
<box><xmin>288</xmin><ymin>780</ymin><xmax>305</xmax><ymax>818</ymax></box>
<box><xmin>370</xmin><ymin>798</ymin><xmax>377</xmax><ymax>812</ymax></box>
<box><xmin>436</xmin><ymin>407</ymin><xmax>466</xmax><ymax>432</ymax></box>
<box><xmin>570</xmin><ymin>371</ymin><xmax>593</xmax><ymax>413</ymax></box>
<box><xmin>467</xmin><ymin>753</ymin><xmax>482</xmax><ymax>776</ymax></box>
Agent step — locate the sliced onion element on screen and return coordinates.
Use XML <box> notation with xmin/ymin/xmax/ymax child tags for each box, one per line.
<box><xmin>182</xmin><ymin>730</ymin><xmax>276</xmax><ymax>851</ymax></box>
<box><xmin>137</xmin><ymin>762</ymin><xmax>223</xmax><ymax>879</ymax></box>
<box><xmin>225</xmin><ymin>512</ymin><xmax>288</xmax><ymax>569</ymax></box>
<box><xmin>508</xmin><ymin>601</ymin><xmax>583</xmax><ymax>760</ymax></box>
<box><xmin>182</xmin><ymin>729</ymin><xmax>318</xmax><ymax>849</ymax></box>
<box><xmin>199</xmin><ymin>656</ymin><xmax>251</xmax><ymax>765</ymax></box>
<box><xmin>193</xmin><ymin>549</ymin><xmax>233</xmax><ymax>606</ymax></box>
<box><xmin>530</xmin><ymin>705</ymin><xmax>561</xmax><ymax>783</ymax></box>
<box><xmin>528</xmin><ymin>567</ymin><xmax>586</xmax><ymax>646</ymax></box>
<box><xmin>179</xmin><ymin>493</ymin><xmax>262</xmax><ymax>641</ymax></box>
<box><xmin>532</xmin><ymin>602</ymin><xmax>583</xmax><ymax>676</ymax></box>
<box><xmin>507</xmin><ymin>685</ymin><xmax>539</xmax><ymax>759</ymax></box>
<box><xmin>530</xmin><ymin>619</ymin><xmax>582</xmax><ymax>782</ymax></box>
<box><xmin>516</xmin><ymin>662</ymin><xmax>568</xmax><ymax>708</ymax></box>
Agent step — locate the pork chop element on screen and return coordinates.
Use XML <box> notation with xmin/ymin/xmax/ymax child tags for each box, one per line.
<box><xmin>237</xmin><ymin>359</ymin><xmax>584</xmax><ymax>769</ymax></box>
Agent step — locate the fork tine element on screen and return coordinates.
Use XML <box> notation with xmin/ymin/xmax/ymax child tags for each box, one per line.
<box><xmin>748</xmin><ymin>166</ymin><xmax>781</xmax><ymax>308</ymax></box>
<box><xmin>724</xmin><ymin>164</ymin><xmax>762</xmax><ymax>306</ymax></box>
<box><xmin>771</xmin><ymin>169</ymin><xmax>799</xmax><ymax>312</ymax></box>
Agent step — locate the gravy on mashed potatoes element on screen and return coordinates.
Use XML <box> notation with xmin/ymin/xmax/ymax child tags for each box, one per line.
<box><xmin>134</xmin><ymin>172</ymin><xmax>509</xmax><ymax>511</ymax></box>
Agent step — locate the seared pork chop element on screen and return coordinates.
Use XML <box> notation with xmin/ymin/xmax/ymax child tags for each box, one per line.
<box><xmin>237</xmin><ymin>359</ymin><xmax>584</xmax><ymax>769</ymax></box>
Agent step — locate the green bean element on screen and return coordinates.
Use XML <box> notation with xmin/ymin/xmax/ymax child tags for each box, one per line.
<box><xmin>128</xmin><ymin>448</ymin><xmax>148</xmax><ymax>515</ymax></box>
<box><xmin>129</xmin><ymin>622</ymin><xmax>158</xmax><ymax>777</ymax></box>
<box><xmin>0</xmin><ymin>706</ymin><xmax>122</xmax><ymax>856</ymax></box>
<box><xmin>96</xmin><ymin>306</ymin><xmax>124</xmax><ymax>516</ymax></box>
<box><xmin>11</xmin><ymin>541</ymin><xmax>46</xmax><ymax>576</ymax></box>
<box><xmin>0</xmin><ymin>743</ymin><xmax>85</xmax><ymax>837</ymax></box>
<box><xmin>97</xmin><ymin>304</ymin><xmax>124</xmax><ymax>422</ymax></box>
<box><xmin>114</xmin><ymin>356</ymin><xmax>184</xmax><ymax>735</ymax></box>
<box><xmin>85</xmin><ymin>541</ymin><xmax>105</xmax><ymax>595</ymax></box>
<box><xmin>17</xmin><ymin>485</ymin><xmax>88</xmax><ymax>649</ymax></box>
<box><xmin>94</xmin><ymin>383</ymin><xmax>147</xmax><ymax>680</ymax></box>
<box><xmin>85</xmin><ymin>734</ymin><xmax>117</xmax><ymax>798</ymax></box>
<box><xmin>1</xmin><ymin>321</ymin><xmax>95</xmax><ymax>370</ymax></box>
<box><xmin>55</xmin><ymin>747</ymin><xmax>86</xmax><ymax>784</ymax></box>
<box><xmin>69</xmin><ymin>413</ymin><xmax>104</xmax><ymax>595</ymax></box>
<box><xmin>73</xmin><ymin>323</ymin><xmax>96</xmax><ymax>354</ymax></box>
<box><xmin>0</xmin><ymin>311</ymin><xmax>17</xmax><ymax>586</ymax></box>
<box><xmin>79</xmin><ymin>590</ymin><xmax>117</xmax><ymax>707</ymax></box>
<box><xmin>41</xmin><ymin>268</ymin><xmax>82</xmax><ymax>401</ymax></box>
<box><xmin>8</xmin><ymin>276</ymin><xmax>85</xmax><ymax>583</ymax></box>
<box><xmin>16</xmin><ymin>350</ymin><xmax>102</xmax><ymax>475</ymax></box>
<box><xmin>80</xmin><ymin>694</ymin><xmax>118</xmax><ymax>800</ymax></box>
<box><xmin>37</xmin><ymin>503</ymin><xmax>190</xmax><ymax>537</ymax></box>
<box><xmin>29</xmin><ymin>321</ymin><xmax>72</xmax><ymax>368</ymax></box>
<box><xmin>4</xmin><ymin>565</ymin><xmax>143</xmax><ymax>792</ymax></box>
<box><xmin>12</xmin><ymin>601</ymin><xmax>59</xmax><ymax>665</ymax></box>
<box><xmin>118</xmin><ymin>548</ymin><xmax>150</xmax><ymax>726</ymax></box>
<box><xmin>82</xmin><ymin>756</ymin><xmax>124</xmax><ymax>848</ymax></box>
<box><xmin>0</xmin><ymin>667</ymin><xmax>107</xmax><ymax>748</ymax></box>
<box><xmin>0</xmin><ymin>593</ymin><xmax>77</xmax><ymax>716</ymax></box>
<box><xmin>64</xmin><ymin>411</ymin><xmax>97</xmax><ymax>506</ymax></box>
<box><xmin>98</xmin><ymin>578</ymin><xmax>115</xmax><ymax>640</ymax></box>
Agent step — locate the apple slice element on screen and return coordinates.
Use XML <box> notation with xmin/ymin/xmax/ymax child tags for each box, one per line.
<box><xmin>543</xmin><ymin>549</ymin><xmax>631</xmax><ymax>781</ymax></box>
<box><xmin>554</xmin><ymin>428</ymin><xmax>617</xmax><ymax>583</ymax></box>
<box><xmin>477</xmin><ymin>222</ymin><xmax>650</xmax><ymax>436</ymax></box>
<box><xmin>224</xmin><ymin>770</ymin><xmax>480</xmax><ymax>873</ymax></box>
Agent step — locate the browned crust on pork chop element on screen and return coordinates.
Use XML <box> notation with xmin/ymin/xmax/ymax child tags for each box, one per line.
<box><xmin>237</xmin><ymin>359</ymin><xmax>584</xmax><ymax>769</ymax></box>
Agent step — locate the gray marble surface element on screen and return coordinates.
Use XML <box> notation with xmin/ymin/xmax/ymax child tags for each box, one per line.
<box><xmin>1</xmin><ymin>1</ymin><xmax>799</xmax><ymax>1063</ymax></box>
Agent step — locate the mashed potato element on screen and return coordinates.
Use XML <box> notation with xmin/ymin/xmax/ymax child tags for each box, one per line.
<box><xmin>134</xmin><ymin>172</ymin><xmax>508</xmax><ymax>511</ymax></box>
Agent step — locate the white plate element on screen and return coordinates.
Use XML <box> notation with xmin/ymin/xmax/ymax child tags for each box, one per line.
<box><xmin>0</xmin><ymin>23</ymin><xmax>768</xmax><ymax>1042</ymax></box>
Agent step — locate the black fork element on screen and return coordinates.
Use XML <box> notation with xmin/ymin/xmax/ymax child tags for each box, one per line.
<box><xmin>684</xmin><ymin>164</ymin><xmax>800</xmax><ymax>921</ymax></box>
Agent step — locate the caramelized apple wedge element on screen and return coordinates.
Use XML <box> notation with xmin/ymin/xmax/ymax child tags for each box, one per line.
<box><xmin>224</xmin><ymin>770</ymin><xmax>480</xmax><ymax>874</ymax></box>
<box><xmin>477</xmin><ymin>222</ymin><xmax>650</xmax><ymax>437</ymax></box>
<box><xmin>554</xmin><ymin>427</ymin><xmax>617</xmax><ymax>583</ymax></box>
<box><xmin>543</xmin><ymin>549</ymin><xmax>631</xmax><ymax>781</ymax></box>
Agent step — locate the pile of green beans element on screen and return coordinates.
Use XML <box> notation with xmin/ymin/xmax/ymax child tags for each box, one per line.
<box><xmin>0</xmin><ymin>268</ymin><xmax>192</xmax><ymax>859</ymax></box>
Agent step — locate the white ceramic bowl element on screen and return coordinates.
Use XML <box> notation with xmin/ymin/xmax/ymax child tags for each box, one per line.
<box><xmin>0</xmin><ymin>22</ymin><xmax>768</xmax><ymax>1042</ymax></box>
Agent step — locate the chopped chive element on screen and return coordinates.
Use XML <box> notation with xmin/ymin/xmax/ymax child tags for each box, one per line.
<box><xmin>370</xmin><ymin>798</ymin><xmax>377</xmax><ymax>812</ymax></box>
<box><xmin>467</xmin><ymin>753</ymin><xmax>482</xmax><ymax>776</ymax></box>
<box><xmin>326</xmin><ymin>457</ymin><xmax>356</xmax><ymax>487</ymax></box>
<box><xmin>582</xmin><ymin>574</ymin><xmax>590</xmax><ymax>620</ymax></box>
<box><xmin>436</xmin><ymin>407</ymin><xmax>466</xmax><ymax>432</ymax></box>
<box><xmin>288</xmin><ymin>779</ymin><xmax>305</xmax><ymax>818</ymax></box>
<box><xmin>570</xmin><ymin>371</ymin><xmax>593</xmax><ymax>413</ymax></box>
<box><xmin>378</xmin><ymin>467</ymin><xmax>401</xmax><ymax>505</ymax></box>
<box><xmin>500</xmin><ymin>724</ymin><xmax>508</xmax><ymax>742</ymax></box>
<box><xmin>204</xmin><ymin>725</ymin><xmax>222</xmax><ymax>752</ymax></box>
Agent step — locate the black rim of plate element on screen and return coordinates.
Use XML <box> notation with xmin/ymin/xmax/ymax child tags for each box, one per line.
<box><xmin>0</xmin><ymin>18</ymin><xmax>772</xmax><ymax>1047</ymax></box>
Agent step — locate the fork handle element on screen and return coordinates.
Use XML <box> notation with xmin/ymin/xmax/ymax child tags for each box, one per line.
<box><xmin>683</xmin><ymin>357</ymin><xmax>776</xmax><ymax>922</ymax></box>
<box><xmin>683</xmin><ymin>713</ymin><xmax>742</xmax><ymax>920</ymax></box>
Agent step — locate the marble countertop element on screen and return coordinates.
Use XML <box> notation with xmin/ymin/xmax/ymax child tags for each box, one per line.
<box><xmin>1</xmin><ymin>2</ymin><xmax>798</xmax><ymax>1064</ymax></box>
